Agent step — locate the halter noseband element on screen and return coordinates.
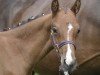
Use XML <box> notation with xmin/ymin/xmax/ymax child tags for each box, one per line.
<box><xmin>50</xmin><ymin>29</ymin><xmax>76</xmax><ymax>52</ymax></box>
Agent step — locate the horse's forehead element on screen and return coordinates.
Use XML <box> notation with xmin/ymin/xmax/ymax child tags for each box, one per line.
<box><xmin>53</xmin><ymin>9</ymin><xmax>78</xmax><ymax>28</ymax></box>
<box><xmin>55</xmin><ymin>9</ymin><xmax>75</xmax><ymax>22</ymax></box>
<box><xmin>58</xmin><ymin>10</ymin><xmax>66</xmax><ymax>17</ymax></box>
<box><xmin>53</xmin><ymin>10</ymin><xmax>67</xmax><ymax>23</ymax></box>
<box><xmin>65</xmin><ymin>10</ymin><xmax>79</xmax><ymax>26</ymax></box>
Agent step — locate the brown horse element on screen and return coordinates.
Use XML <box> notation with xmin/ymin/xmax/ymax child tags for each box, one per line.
<box><xmin>34</xmin><ymin>0</ymin><xmax>80</xmax><ymax>75</ymax></box>
<box><xmin>0</xmin><ymin>0</ymin><xmax>80</xmax><ymax>75</ymax></box>
<box><xmin>33</xmin><ymin>0</ymin><xmax>100</xmax><ymax>75</ymax></box>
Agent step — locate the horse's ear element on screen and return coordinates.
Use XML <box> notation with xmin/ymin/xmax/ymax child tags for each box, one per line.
<box><xmin>51</xmin><ymin>0</ymin><xmax>59</xmax><ymax>16</ymax></box>
<box><xmin>71</xmin><ymin>0</ymin><xmax>81</xmax><ymax>15</ymax></box>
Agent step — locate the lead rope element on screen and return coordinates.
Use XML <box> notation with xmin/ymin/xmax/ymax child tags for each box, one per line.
<box><xmin>79</xmin><ymin>52</ymin><xmax>100</xmax><ymax>67</ymax></box>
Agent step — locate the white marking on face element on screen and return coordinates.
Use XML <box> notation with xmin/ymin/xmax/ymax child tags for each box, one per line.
<box><xmin>68</xmin><ymin>23</ymin><xmax>73</xmax><ymax>32</ymax></box>
<box><xmin>67</xmin><ymin>23</ymin><xmax>73</xmax><ymax>40</ymax></box>
<box><xmin>65</xmin><ymin>23</ymin><xmax>74</xmax><ymax>65</ymax></box>
<box><xmin>65</xmin><ymin>44</ymin><xmax>73</xmax><ymax>65</ymax></box>
<box><xmin>64</xmin><ymin>71</ymin><xmax>69</xmax><ymax>75</ymax></box>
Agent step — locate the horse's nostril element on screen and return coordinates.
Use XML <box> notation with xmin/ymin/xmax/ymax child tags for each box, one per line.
<box><xmin>64</xmin><ymin>59</ymin><xmax>66</xmax><ymax>64</ymax></box>
<box><xmin>59</xmin><ymin>59</ymin><xmax>77</xmax><ymax>75</ymax></box>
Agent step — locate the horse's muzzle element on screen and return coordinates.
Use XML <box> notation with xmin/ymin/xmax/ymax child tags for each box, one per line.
<box><xmin>59</xmin><ymin>59</ymin><xmax>77</xmax><ymax>75</ymax></box>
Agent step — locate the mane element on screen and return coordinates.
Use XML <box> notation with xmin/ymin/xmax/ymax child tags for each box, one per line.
<box><xmin>7</xmin><ymin>13</ymin><xmax>52</xmax><ymax>40</ymax></box>
<box><xmin>2</xmin><ymin>13</ymin><xmax>45</xmax><ymax>31</ymax></box>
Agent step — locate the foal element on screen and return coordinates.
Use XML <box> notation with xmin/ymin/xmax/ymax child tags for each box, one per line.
<box><xmin>0</xmin><ymin>0</ymin><xmax>80</xmax><ymax>75</ymax></box>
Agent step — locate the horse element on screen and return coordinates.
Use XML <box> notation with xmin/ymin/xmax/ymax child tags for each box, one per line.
<box><xmin>32</xmin><ymin>0</ymin><xmax>100</xmax><ymax>75</ymax></box>
<box><xmin>30</xmin><ymin>0</ymin><xmax>81</xmax><ymax>75</ymax></box>
<box><xmin>1</xmin><ymin>0</ymin><xmax>100</xmax><ymax>75</ymax></box>
<box><xmin>0</xmin><ymin>0</ymin><xmax>80</xmax><ymax>75</ymax></box>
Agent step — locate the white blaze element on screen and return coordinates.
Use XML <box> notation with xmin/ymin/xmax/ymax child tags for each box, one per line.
<box><xmin>67</xmin><ymin>23</ymin><xmax>73</xmax><ymax>40</ymax></box>
<box><xmin>66</xmin><ymin>23</ymin><xmax>74</xmax><ymax>65</ymax></box>
<box><xmin>64</xmin><ymin>71</ymin><xmax>69</xmax><ymax>75</ymax></box>
<box><xmin>66</xmin><ymin>44</ymin><xmax>73</xmax><ymax>65</ymax></box>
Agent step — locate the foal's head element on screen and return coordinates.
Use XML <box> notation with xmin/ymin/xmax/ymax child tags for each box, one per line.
<box><xmin>50</xmin><ymin>0</ymin><xmax>81</xmax><ymax>75</ymax></box>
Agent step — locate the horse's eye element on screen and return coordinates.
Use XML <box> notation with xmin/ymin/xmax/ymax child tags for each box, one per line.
<box><xmin>77</xmin><ymin>29</ymin><xmax>80</xmax><ymax>34</ymax></box>
<box><xmin>52</xmin><ymin>27</ymin><xmax>58</xmax><ymax>33</ymax></box>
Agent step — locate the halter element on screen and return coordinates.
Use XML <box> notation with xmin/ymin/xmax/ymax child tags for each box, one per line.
<box><xmin>50</xmin><ymin>27</ymin><xmax>76</xmax><ymax>52</ymax></box>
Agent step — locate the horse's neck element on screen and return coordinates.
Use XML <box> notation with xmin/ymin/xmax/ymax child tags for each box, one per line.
<box><xmin>13</xmin><ymin>14</ymin><xmax>51</xmax><ymax>39</ymax></box>
<box><xmin>9</xmin><ymin>14</ymin><xmax>52</xmax><ymax>66</ymax></box>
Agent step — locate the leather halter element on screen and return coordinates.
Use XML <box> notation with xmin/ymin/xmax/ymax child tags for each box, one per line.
<box><xmin>50</xmin><ymin>28</ymin><xmax>76</xmax><ymax>52</ymax></box>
